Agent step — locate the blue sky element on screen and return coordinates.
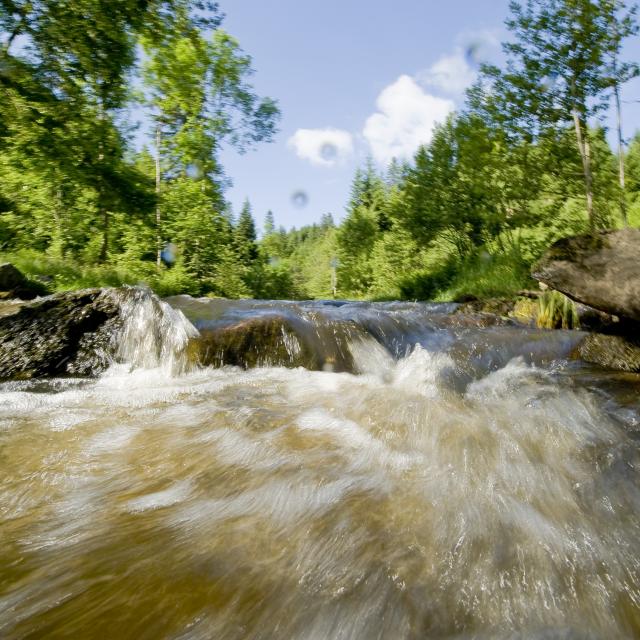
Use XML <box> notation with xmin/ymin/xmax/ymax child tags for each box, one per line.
<box><xmin>211</xmin><ymin>1</ymin><xmax>640</xmax><ymax>233</ymax></box>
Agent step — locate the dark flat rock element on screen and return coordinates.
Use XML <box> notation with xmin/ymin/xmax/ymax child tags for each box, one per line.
<box><xmin>0</xmin><ymin>289</ymin><xmax>122</xmax><ymax>380</ymax></box>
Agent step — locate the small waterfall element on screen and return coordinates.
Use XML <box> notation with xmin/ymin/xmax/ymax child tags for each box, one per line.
<box><xmin>164</xmin><ymin>296</ymin><xmax>584</xmax><ymax>377</ymax></box>
<box><xmin>111</xmin><ymin>287</ymin><xmax>200</xmax><ymax>375</ymax></box>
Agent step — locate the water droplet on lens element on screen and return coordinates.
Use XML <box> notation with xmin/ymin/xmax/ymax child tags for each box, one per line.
<box><xmin>186</xmin><ymin>164</ymin><xmax>203</xmax><ymax>179</ymax></box>
<box><xmin>540</xmin><ymin>72</ymin><xmax>559</xmax><ymax>91</ymax></box>
<box><xmin>161</xmin><ymin>242</ymin><xmax>177</xmax><ymax>265</ymax></box>
<box><xmin>320</xmin><ymin>142</ymin><xmax>337</xmax><ymax>162</ymax></box>
<box><xmin>464</xmin><ymin>37</ymin><xmax>493</xmax><ymax>68</ymax></box>
<box><xmin>291</xmin><ymin>190</ymin><xmax>309</xmax><ymax>208</ymax></box>
<box><xmin>465</xmin><ymin>42</ymin><xmax>482</xmax><ymax>66</ymax></box>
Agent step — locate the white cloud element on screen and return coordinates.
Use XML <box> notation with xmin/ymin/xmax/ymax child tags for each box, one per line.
<box><xmin>417</xmin><ymin>48</ymin><xmax>477</xmax><ymax>95</ymax></box>
<box><xmin>418</xmin><ymin>32</ymin><xmax>501</xmax><ymax>96</ymax></box>
<box><xmin>287</xmin><ymin>128</ymin><xmax>354</xmax><ymax>167</ymax></box>
<box><xmin>363</xmin><ymin>75</ymin><xmax>455</xmax><ymax>165</ymax></box>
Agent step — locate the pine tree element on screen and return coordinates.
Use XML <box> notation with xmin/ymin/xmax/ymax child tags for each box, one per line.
<box><xmin>264</xmin><ymin>210</ymin><xmax>275</xmax><ymax>235</ymax></box>
<box><xmin>235</xmin><ymin>200</ymin><xmax>259</xmax><ymax>263</ymax></box>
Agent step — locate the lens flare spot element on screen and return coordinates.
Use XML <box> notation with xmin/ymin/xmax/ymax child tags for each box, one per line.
<box><xmin>185</xmin><ymin>163</ymin><xmax>203</xmax><ymax>179</ymax></box>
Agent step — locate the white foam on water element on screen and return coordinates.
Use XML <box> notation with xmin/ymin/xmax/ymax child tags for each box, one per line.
<box><xmin>1</xmin><ymin>311</ymin><xmax>640</xmax><ymax>638</ymax></box>
<box><xmin>203</xmin><ymin>427</ymin><xmax>289</xmax><ymax>472</ymax></box>
<box><xmin>350</xmin><ymin>338</ymin><xmax>455</xmax><ymax>398</ymax></box>
<box><xmin>169</xmin><ymin>475</ymin><xmax>367</xmax><ymax>532</ymax></box>
<box><xmin>85</xmin><ymin>425</ymin><xmax>138</xmax><ymax>455</ymax></box>
<box><xmin>465</xmin><ymin>356</ymin><xmax>550</xmax><ymax>400</ymax></box>
<box><xmin>296</xmin><ymin>408</ymin><xmax>417</xmax><ymax>472</ymax></box>
<box><xmin>48</xmin><ymin>410</ymin><xmax>93</xmax><ymax>432</ymax></box>
<box><xmin>127</xmin><ymin>481</ymin><xmax>193</xmax><ymax>513</ymax></box>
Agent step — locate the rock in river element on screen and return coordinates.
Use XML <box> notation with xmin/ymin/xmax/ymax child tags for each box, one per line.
<box><xmin>573</xmin><ymin>332</ymin><xmax>640</xmax><ymax>374</ymax></box>
<box><xmin>533</xmin><ymin>228</ymin><xmax>640</xmax><ymax>373</ymax></box>
<box><xmin>0</xmin><ymin>288</ymin><xmax>122</xmax><ymax>380</ymax></box>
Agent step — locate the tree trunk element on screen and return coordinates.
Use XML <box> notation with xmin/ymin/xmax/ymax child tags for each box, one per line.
<box><xmin>155</xmin><ymin>125</ymin><xmax>162</xmax><ymax>270</ymax></box>
<box><xmin>613</xmin><ymin>78</ymin><xmax>628</xmax><ymax>226</ymax></box>
<box><xmin>572</xmin><ymin>108</ymin><xmax>595</xmax><ymax>231</ymax></box>
<box><xmin>98</xmin><ymin>204</ymin><xmax>109</xmax><ymax>263</ymax></box>
<box><xmin>97</xmin><ymin>100</ymin><xmax>108</xmax><ymax>263</ymax></box>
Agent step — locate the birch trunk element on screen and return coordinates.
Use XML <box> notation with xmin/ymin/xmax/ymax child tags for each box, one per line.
<box><xmin>572</xmin><ymin>108</ymin><xmax>595</xmax><ymax>231</ymax></box>
<box><xmin>613</xmin><ymin>75</ymin><xmax>628</xmax><ymax>226</ymax></box>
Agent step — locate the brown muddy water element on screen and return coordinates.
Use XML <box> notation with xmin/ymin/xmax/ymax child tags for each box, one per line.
<box><xmin>1</xmin><ymin>294</ymin><xmax>640</xmax><ymax>639</ymax></box>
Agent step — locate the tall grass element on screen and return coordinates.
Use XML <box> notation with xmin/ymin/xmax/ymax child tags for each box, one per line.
<box><xmin>536</xmin><ymin>290</ymin><xmax>579</xmax><ymax>329</ymax></box>
<box><xmin>0</xmin><ymin>249</ymin><xmax>150</xmax><ymax>292</ymax></box>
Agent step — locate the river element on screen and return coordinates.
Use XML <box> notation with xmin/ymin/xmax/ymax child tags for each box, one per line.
<box><xmin>1</xmin><ymin>294</ymin><xmax>640</xmax><ymax>638</ymax></box>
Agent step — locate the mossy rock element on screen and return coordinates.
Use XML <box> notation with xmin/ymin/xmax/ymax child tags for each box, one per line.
<box><xmin>450</xmin><ymin>297</ymin><xmax>543</xmax><ymax>330</ymax></box>
<box><xmin>511</xmin><ymin>298</ymin><xmax>539</xmax><ymax>326</ymax></box>
<box><xmin>573</xmin><ymin>332</ymin><xmax>640</xmax><ymax>373</ymax></box>
<box><xmin>196</xmin><ymin>314</ymin><xmax>355</xmax><ymax>372</ymax></box>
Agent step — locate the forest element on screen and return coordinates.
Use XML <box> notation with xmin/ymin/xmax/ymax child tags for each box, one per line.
<box><xmin>1</xmin><ymin>0</ymin><xmax>639</xmax><ymax>302</ymax></box>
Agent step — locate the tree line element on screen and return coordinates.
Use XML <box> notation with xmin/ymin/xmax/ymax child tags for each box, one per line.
<box><xmin>1</xmin><ymin>0</ymin><xmax>639</xmax><ymax>300</ymax></box>
<box><xmin>260</xmin><ymin>0</ymin><xmax>640</xmax><ymax>301</ymax></box>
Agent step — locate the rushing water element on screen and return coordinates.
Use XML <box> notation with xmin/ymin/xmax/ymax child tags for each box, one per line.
<box><xmin>1</xmin><ymin>295</ymin><xmax>640</xmax><ymax>639</ymax></box>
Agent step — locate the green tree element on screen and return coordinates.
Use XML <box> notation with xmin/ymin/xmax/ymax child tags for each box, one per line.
<box><xmin>142</xmin><ymin>21</ymin><xmax>280</xmax><ymax>268</ymax></box>
<box><xmin>336</xmin><ymin>162</ymin><xmax>388</xmax><ymax>296</ymax></box>
<box><xmin>264</xmin><ymin>210</ymin><xmax>275</xmax><ymax>235</ymax></box>
<box><xmin>480</xmin><ymin>0</ymin><xmax>637</xmax><ymax>229</ymax></box>
<box><xmin>626</xmin><ymin>132</ymin><xmax>640</xmax><ymax>225</ymax></box>
<box><xmin>602</xmin><ymin>0</ymin><xmax>639</xmax><ymax>225</ymax></box>
<box><xmin>0</xmin><ymin>0</ymin><xmax>187</xmax><ymax>261</ymax></box>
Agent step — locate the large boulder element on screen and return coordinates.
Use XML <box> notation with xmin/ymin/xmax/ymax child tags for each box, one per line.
<box><xmin>0</xmin><ymin>288</ymin><xmax>122</xmax><ymax>380</ymax></box>
<box><xmin>0</xmin><ymin>263</ymin><xmax>25</xmax><ymax>291</ymax></box>
<box><xmin>532</xmin><ymin>228</ymin><xmax>640</xmax><ymax>322</ymax></box>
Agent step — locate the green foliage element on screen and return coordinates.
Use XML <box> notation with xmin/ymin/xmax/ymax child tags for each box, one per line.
<box><xmin>0</xmin><ymin>1</ymin><xmax>281</xmax><ymax>298</ymax></box>
<box><xmin>475</xmin><ymin>0</ymin><xmax>638</xmax><ymax>229</ymax></box>
<box><xmin>1</xmin><ymin>0</ymin><xmax>637</xmax><ymax>303</ymax></box>
<box><xmin>627</xmin><ymin>133</ymin><xmax>640</xmax><ymax>197</ymax></box>
<box><xmin>1</xmin><ymin>249</ymin><xmax>148</xmax><ymax>291</ymax></box>
<box><xmin>436</xmin><ymin>250</ymin><xmax>535</xmax><ymax>302</ymax></box>
<box><xmin>235</xmin><ymin>200</ymin><xmax>258</xmax><ymax>262</ymax></box>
